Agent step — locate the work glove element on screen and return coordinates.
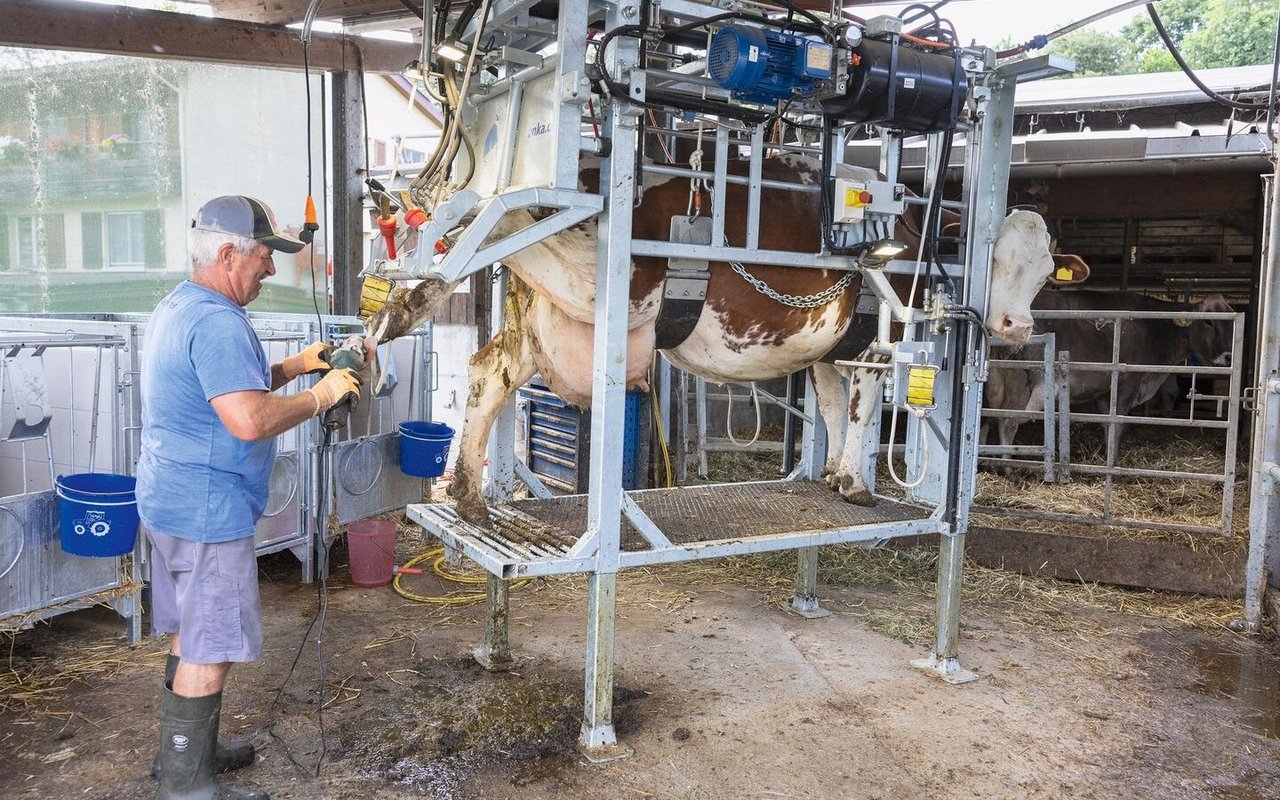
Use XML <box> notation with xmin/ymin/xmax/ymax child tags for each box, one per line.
<box><xmin>306</xmin><ymin>368</ymin><xmax>361</xmax><ymax>415</ymax></box>
<box><xmin>282</xmin><ymin>340</ymin><xmax>333</xmax><ymax>380</ymax></box>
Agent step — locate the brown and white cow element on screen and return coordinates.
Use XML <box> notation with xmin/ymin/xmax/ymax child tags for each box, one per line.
<box><xmin>985</xmin><ymin>289</ymin><xmax>1235</xmax><ymax>450</ymax></box>
<box><xmin>369</xmin><ymin>154</ymin><xmax>1088</xmax><ymax>525</ymax></box>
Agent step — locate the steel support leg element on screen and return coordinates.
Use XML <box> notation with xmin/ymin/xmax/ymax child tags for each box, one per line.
<box><xmin>789</xmin><ymin>547</ymin><xmax>830</xmax><ymax>618</ymax></box>
<box><xmin>444</xmin><ymin>541</ymin><xmax>464</xmax><ymax>568</ymax></box>
<box><xmin>790</xmin><ymin>373</ymin><xmax>830</xmax><ymax>617</ymax></box>
<box><xmin>911</xmin><ymin>532</ymin><xmax>977</xmax><ymax>684</ymax></box>
<box><xmin>578</xmin><ymin>572</ymin><xmax>631</xmax><ymax>762</ymax></box>
<box><xmin>473</xmin><ymin>574</ymin><xmax>514</xmax><ymax>671</ymax></box>
<box><xmin>1245</xmin><ymin>167</ymin><xmax>1280</xmax><ymax>631</ymax></box>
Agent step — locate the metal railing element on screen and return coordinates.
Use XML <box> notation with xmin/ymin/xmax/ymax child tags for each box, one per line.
<box><xmin>0</xmin><ymin>311</ymin><xmax>440</xmax><ymax>643</ymax></box>
<box><xmin>981</xmin><ymin>332</ymin><xmax>1067</xmax><ymax>483</ymax></box>
<box><xmin>976</xmin><ymin>308</ymin><xmax>1245</xmax><ymax>537</ymax></box>
<box><xmin>0</xmin><ymin>328</ymin><xmax>143</xmax><ymax>641</ymax></box>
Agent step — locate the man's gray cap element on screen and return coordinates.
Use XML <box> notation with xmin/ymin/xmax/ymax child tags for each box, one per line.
<box><xmin>192</xmin><ymin>195</ymin><xmax>305</xmax><ymax>254</ymax></box>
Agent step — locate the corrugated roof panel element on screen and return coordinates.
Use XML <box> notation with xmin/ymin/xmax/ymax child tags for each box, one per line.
<box><xmin>1013</xmin><ymin>64</ymin><xmax>1276</xmax><ymax>112</ymax></box>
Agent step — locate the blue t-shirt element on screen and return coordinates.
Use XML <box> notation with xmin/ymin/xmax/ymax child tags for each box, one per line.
<box><xmin>136</xmin><ymin>281</ymin><xmax>276</xmax><ymax>542</ymax></box>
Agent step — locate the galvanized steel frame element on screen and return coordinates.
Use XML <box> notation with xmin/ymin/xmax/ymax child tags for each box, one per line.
<box><xmin>401</xmin><ymin>1</ymin><xmax>1034</xmax><ymax>754</ymax></box>
<box><xmin>1245</xmin><ymin>167</ymin><xmax>1280</xmax><ymax>631</ymax></box>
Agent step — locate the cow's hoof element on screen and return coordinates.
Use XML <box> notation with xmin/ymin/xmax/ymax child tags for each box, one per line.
<box><xmin>841</xmin><ymin>489</ymin><xmax>876</xmax><ymax>507</ymax></box>
<box><xmin>835</xmin><ymin>474</ymin><xmax>875</xmax><ymax>507</ymax></box>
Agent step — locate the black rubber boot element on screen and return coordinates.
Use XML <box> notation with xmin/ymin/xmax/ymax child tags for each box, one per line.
<box><xmin>152</xmin><ymin>656</ymin><xmax>255</xmax><ymax>781</ymax></box>
<box><xmin>156</xmin><ymin>686</ymin><xmax>269</xmax><ymax>800</ymax></box>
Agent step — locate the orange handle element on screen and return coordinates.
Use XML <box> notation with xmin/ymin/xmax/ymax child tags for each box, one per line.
<box><xmin>403</xmin><ymin>207</ymin><xmax>428</xmax><ymax>230</ymax></box>
<box><xmin>377</xmin><ymin>215</ymin><xmax>398</xmax><ymax>260</ymax></box>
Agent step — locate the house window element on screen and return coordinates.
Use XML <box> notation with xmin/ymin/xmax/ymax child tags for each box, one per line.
<box><xmin>8</xmin><ymin>215</ymin><xmax>65</xmax><ymax>271</ymax></box>
<box><xmin>82</xmin><ymin>210</ymin><xmax>163</xmax><ymax>271</ymax></box>
<box><xmin>106</xmin><ymin>211</ymin><xmax>147</xmax><ymax>269</ymax></box>
<box><xmin>14</xmin><ymin>216</ymin><xmax>36</xmax><ymax>270</ymax></box>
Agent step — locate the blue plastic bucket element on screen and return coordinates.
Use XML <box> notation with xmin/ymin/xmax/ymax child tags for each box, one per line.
<box><xmin>54</xmin><ymin>473</ymin><xmax>139</xmax><ymax>557</ymax></box>
<box><xmin>398</xmin><ymin>421</ymin><xmax>455</xmax><ymax>478</ymax></box>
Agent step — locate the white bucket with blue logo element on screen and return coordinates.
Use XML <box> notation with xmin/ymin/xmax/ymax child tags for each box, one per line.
<box><xmin>398</xmin><ymin>421</ymin><xmax>455</xmax><ymax>478</ymax></box>
<box><xmin>54</xmin><ymin>473</ymin><xmax>139</xmax><ymax>557</ymax></box>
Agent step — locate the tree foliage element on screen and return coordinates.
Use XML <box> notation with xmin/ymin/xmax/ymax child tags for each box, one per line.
<box><xmin>1047</xmin><ymin>0</ymin><xmax>1277</xmax><ymax>77</ymax></box>
<box><xmin>1050</xmin><ymin>29</ymin><xmax>1137</xmax><ymax>77</ymax></box>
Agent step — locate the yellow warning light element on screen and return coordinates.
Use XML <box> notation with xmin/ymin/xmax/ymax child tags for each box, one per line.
<box><xmin>905</xmin><ymin>364</ymin><xmax>938</xmax><ymax>409</ymax></box>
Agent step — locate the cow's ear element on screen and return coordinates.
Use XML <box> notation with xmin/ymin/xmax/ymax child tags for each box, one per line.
<box><xmin>1048</xmin><ymin>253</ymin><xmax>1090</xmax><ymax>284</ymax></box>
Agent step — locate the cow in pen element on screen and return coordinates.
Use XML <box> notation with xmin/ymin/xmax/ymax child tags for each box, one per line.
<box><xmin>984</xmin><ymin>289</ymin><xmax>1235</xmax><ymax>451</ymax></box>
<box><xmin>368</xmin><ymin>154</ymin><xmax>1089</xmax><ymax>525</ymax></box>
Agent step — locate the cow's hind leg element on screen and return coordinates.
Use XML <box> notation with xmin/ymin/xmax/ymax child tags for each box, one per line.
<box><xmin>811</xmin><ymin>360</ymin><xmax>885</xmax><ymax>506</ymax></box>
<box><xmin>808</xmin><ymin>364</ymin><xmax>849</xmax><ymax>486</ymax></box>
<box><xmin>447</xmin><ymin>294</ymin><xmax>537</xmax><ymax>527</ymax></box>
<box><xmin>832</xmin><ymin>364</ymin><xmax>887</xmax><ymax>505</ymax></box>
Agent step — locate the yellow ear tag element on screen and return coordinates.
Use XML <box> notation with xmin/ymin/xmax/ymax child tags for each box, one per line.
<box><xmin>1055</xmin><ymin>266</ymin><xmax>1075</xmax><ymax>282</ymax></box>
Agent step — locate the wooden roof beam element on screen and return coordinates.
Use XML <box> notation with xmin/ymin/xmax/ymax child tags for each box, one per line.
<box><xmin>0</xmin><ymin>0</ymin><xmax>420</xmax><ymax>74</ymax></box>
<box><xmin>210</xmin><ymin>0</ymin><xmax>418</xmax><ymax>27</ymax></box>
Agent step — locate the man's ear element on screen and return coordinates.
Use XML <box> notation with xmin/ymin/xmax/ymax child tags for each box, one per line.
<box><xmin>216</xmin><ymin>242</ymin><xmax>238</xmax><ymax>267</ymax></box>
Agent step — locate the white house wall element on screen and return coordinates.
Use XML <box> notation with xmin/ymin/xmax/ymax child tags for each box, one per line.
<box><xmin>179</xmin><ymin>63</ymin><xmax>325</xmax><ymax>286</ymax></box>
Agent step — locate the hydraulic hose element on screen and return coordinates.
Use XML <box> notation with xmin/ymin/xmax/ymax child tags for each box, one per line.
<box><xmin>1146</xmin><ymin>3</ymin><xmax>1269</xmax><ymax>112</ymax></box>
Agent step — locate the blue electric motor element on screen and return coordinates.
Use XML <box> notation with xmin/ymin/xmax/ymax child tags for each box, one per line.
<box><xmin>708</xmin><ymin>25</ymin><xmax>835</xmax><ymax>105</ymax></box>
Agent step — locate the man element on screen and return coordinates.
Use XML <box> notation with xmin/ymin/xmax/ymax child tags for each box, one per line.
<box><xmin>137</xmin><ymin>196</ymin><xmax>361</xmax><ymax>800</ymax></box>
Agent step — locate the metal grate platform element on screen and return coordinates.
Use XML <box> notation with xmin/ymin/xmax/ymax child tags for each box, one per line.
<box><xmin>408</xmin><ymin>480</ymin><xmax>942</xmax><ymax>578</ymax></box>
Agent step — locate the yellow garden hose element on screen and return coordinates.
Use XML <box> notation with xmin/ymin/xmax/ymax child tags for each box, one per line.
<box><xmin>392</xmin><ymin>547</ymin><xmax>530</xmax><ymax>604</ymax></box>
<box><xmin>650</xmin><ymin>383</ymin><xmax>675</xmax><ymax>488</ymax></box>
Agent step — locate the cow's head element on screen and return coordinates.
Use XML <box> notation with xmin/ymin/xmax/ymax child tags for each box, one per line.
<box><xmin>988</xmin><ymin>209</ymin><xmax>1089</xmax><ymax>346</ymax></box>
<box><xmin>1177</xmin><ymin>294</ymin><xmax>1235</xmax><ymax>367</ymax></box>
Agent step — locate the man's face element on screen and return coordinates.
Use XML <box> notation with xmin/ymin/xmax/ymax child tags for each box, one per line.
<box><xmin>226</xmin><ymin>242</ymin><xmax>276</xmax><ymax>306</ymax></box>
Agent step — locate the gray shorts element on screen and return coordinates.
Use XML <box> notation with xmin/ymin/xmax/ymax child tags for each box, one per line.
<box><xmin>147</xmin><ymin>529</ymin><xmax>263</xmax><ymax>664</ymax></box>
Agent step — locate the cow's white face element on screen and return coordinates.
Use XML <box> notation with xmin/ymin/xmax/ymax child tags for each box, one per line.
<box><xmin>987</xmin><ymin>209</ymin><xmax>1088</xmax><ymax>346</ymax></box>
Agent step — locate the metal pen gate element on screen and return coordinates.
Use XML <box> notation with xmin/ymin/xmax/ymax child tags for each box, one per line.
<box><xmin>0</xmin><ymin>327</ymin><xmax>144</xmax><ymax>640</ymax></box>
<box><xmin>0</xmin><ymin>312</ymin><xmax>438</xmax><ymax>639</ymax></box>
<box><xmin>978</xmin><ymin>307</ymin><xmax>1245</xmax><ymax>536</ymax></box>
<box><xmin>671</xmin><ymin>306</ymin><xmax>1245</xmax><ymax>538</ymax></box>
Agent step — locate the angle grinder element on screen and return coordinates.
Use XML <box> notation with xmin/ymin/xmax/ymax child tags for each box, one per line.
<box><xmin>322</xmin><ymin>334</ymin><xmax>370</xmax><ymax>432</ymax></box>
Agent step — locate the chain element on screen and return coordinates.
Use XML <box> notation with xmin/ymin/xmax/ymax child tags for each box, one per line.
<box><xmin>727</xmin><ymin>262</ymin><xmax>856</xmax><ymax>309</ymax></box>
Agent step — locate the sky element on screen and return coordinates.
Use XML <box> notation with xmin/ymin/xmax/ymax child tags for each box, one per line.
<box><xmin>852</xmin><ymin>1</ymin><xmax>1147</xmax><ymax>46</ymax></box>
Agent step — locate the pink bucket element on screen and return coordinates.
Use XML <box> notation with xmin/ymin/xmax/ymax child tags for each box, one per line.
<box><xmin>347</xmin><ymin>519</ymin><xmax>396</xmax><ymax>588</ymax></box>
